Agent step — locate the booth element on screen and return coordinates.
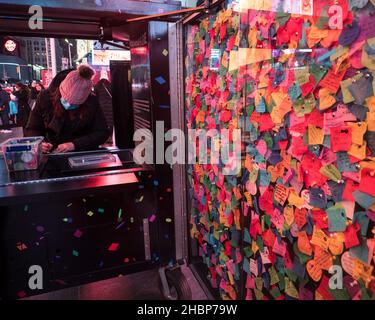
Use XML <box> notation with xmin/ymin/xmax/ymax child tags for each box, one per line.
<box><xmin>0</xmin><ymin>0</ymin><xmax>193</xmax><ymax>300</ymax></box>
<box><xmin>1</xmin><ymin>0</ymin><xmax>375</xmax><ymax>301</ymax></box>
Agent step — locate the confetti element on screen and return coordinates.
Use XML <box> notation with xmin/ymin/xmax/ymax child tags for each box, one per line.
<box><xmin>72</xmin><ymin>250</ymin><xmax>79</xmax><ymax>257</ymax></box>
<box><xmin>155</xmin><ymin>76</ymin><xmax>166</xmax><ymax>85</ymax></box>
<box><xmin>73</xmin><ymin>229</ymin><xmax>83</xmax><ymax>238</ymax></box>
<box><xmin>149</xmin><ymin>214</ymin><xmax>157</xmax><ymax>223</ymax></box>
<box><xmin>87</xmin><ymin>211</ymin><xmax>94</xmax><ymax>217</ymax></box>
<box><xmin>16</xmin><ymin>242</ymin><xmax>27</xmax><ymax>251</ymax></box>
<box><xmin>108</xmin><ymin>243</ymin><xmax>119</xmax><ymax>251</ymax></box>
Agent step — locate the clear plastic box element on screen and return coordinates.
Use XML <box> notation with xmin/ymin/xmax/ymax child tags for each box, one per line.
<box><xmin>1</xmin><ymin>137</ymin><xmax>44</xmax><ymax>172</ymax></box>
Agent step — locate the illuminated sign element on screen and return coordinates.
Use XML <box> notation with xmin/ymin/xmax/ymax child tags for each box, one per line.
<box><xmin>92</xmin><ymin>49</ymin><xmax>131</xmax><ymax>66</ymax></box>
<box><xmin>4</xmin><ymin>39</ymin><xmax>17</xmax><ymax>52</ymax></box>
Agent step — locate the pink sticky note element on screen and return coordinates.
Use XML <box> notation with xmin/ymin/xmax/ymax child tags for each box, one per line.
<box><xmin>108</xmin><ymin>243</ymin><xmax>119</xmax><ymax>251</ymax></box>
<box><xmin>73</xmin><ymin>229</ymin><xmax>82</xmax><ymax>238</ymax></box>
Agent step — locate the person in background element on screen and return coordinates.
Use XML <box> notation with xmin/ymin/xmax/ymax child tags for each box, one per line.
<box><xmin>13</xmin><ymin>82</ymin><xmax>30</xmax><ymax>130</ymax></box>
<box><xmin>9</xmin><ymin>93</ymin><xmax>18</xmax><ymax>125</ymax></box>
<box><xmin>25</xmin><ymin>65</ymin><xmax>110</xmax><ymax>153</ymax></box>
<box><xmin>29</xmin><ymin>81</ymin><xmax>44</xmax><ymax>110</ymax></box>
<box><xmin>94</xmin><ymin>78</ymin><xmax>114</xmax><ymax>145</ymax></box>
<box><xmin>0</xmin><ymin>85</ymin><xmax>10</xmax><ymax>127</ymax></box>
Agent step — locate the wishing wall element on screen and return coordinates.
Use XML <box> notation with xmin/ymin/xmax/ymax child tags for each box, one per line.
<box><xmin>186</xmin><ymin>0</ymin><xmax>375</xmax><ymax>300</ymax></box>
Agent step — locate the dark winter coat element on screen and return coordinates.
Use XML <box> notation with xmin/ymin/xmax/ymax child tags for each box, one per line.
<box><xmin>13</xmin><ymin>89</ymin><xmax>30</xmax><ymax>127</ymax></box>
<box><xmin>0</xmin><ymin>89</ymin><xmax>10</xmax><ymax>113</ymax></box>
<box><xmin>24</xmin><ymin>89</ymin><xmax>110</xmax><ymax>151</ymax></box>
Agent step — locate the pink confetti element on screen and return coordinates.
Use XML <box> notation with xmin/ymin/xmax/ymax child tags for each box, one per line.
<box><xmin>149</xmin><ymin>214</ymin><xmax>157</xmax><ymax>223</ymax></box>
<box><xmin>17</xmin><ymin>291</ymin><xmax>27</xmax><ymax>298</ymax></box>
<box><xmin>108</xmin><ymin>243</ymin><xmax>119</xmax><ymax>251</ymax></box>
<box><xmin>73</xmin><ymin>229</ymin><xmax>83</xmax><ymax>238</ymax></box>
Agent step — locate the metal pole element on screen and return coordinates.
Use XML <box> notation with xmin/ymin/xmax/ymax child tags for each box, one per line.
<box><xmin>50</xmin><ymin>38</ymin><xmax>57</xmax><ymax>77</ymax></box>
<box><xmin>68</xmin><ymin>43</ymin><xmax>72</xmax><ymax>68</ymax></box>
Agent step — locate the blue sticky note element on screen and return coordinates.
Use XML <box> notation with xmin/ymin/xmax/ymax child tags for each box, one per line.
<box><xmin>317</xmin><ymin>48</ymin><xmax>337</xmax><ymax>62</ymax></box>
<box><xmin>349</xmin><ymin>237</ymin><xmax>369</xmax><ymax>263</ymax></box>
<box><xmin>155</xmin><ymin>76</ymin><xmax>166</xmax><ymax>85</ymax></box>
<box><xmin>326</xmin><ymin>204</ymin><xmax>347</xmax><ymax>232</ymax></box>
<box><xmin>244</xmin><ymin>228</ymin><xmax>251</xmax><ymax>244</ymax></box>
<box><xmin>336</xmin><ymin>152</ymin><xmax>358</xmax><ymax>172</ymax></box>
<box><xmin>258</xmin><ymin>170</ymin><xmax>271</xmax><ymax>187</ymax></box>
<box><xmin>353</xmin><ymin>211</ymin><xmax>369</xmax><ymax>236</ymax></box>
<box><xmin>262</xmin><ymin>272</ymin><xmax>270</xmax><ymax>290</ymax></box>
<box><xmin>256</xmin><ymin>97</ymin><xmax>266</xmax><ymax>113</ymax></box>
<box><xmin>243</xmin><ymin>257</ymin><xmax>251</xmax><ymax>275</ymax></box>
<box><xmin>309</xmin><ymin>188</ymin><xmax>327</xmax><ymax>209</ymax></box>
<box><xmin>327</xmin><ymin>181</ymin><xmax>344</xmax><ymax>202</ymax></box>
<box><xmin>288</xmin><ymin>83</ymin><xmax>302</xmax><ymax>102</ymax></box>
<box><xmin>353</xmin><ymin>191</ymin><xmax>375</xmax><ymax>210</ymax></box>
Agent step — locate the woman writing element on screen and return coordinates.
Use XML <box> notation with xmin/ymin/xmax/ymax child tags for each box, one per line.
<box><xmin>25</xmin><ymin>65</ymin><xmax>110</xmax><ymax>153</ymax></box>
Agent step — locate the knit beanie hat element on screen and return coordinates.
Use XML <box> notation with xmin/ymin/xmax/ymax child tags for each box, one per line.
<box><xmin>59</xmin><ymin>64</ymin><xmax>95</xmax><ymax>105</ymax></box>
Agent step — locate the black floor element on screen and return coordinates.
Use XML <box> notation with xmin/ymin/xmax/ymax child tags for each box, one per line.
<box><xmin>25</xmin><ymin>268</ymin><xmax>208</xmax><ymax>300</ymax></box>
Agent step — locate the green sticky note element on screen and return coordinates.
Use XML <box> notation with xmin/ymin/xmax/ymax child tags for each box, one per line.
<box><xmin>329</xmin><ymin>288</ymin><xmax>350</xmax><ymax>300</ymax></box>
<box><xmin>270</xmin><ymin>287</ymin><xmax>282</xmax><ymax>299</ymax></box>
<box><xmin>255</xmin><ymin>277</ymin><xmax>263</xmax><ymax>290</ymax></box>
<box><xmin>285</xmin><ymin>268</ymin><xmax>298</xmax><ymax>283</ymax></box>
<box><xmin>254</xmin><ymin>288</ymin><xmax>264</xmax><ymax>300</ymax></box>
<box><xmin>269</xmin><ymin>266</ymin><xmax>280</xmax><ymax>286</ymax></box>
<box><xmin>243</xmin><ymin>246</ymin><xmax>253</xmax><ymax>258</ymax></box>
<box><xmin>320</xmin><ymin>164</ymin><xmax>341</xmax><ymax>181</ymax></box>
<box><xmin>256</xmin><ymin>236</ymin><xmax>264</xmax><ymax>252</ymax></box>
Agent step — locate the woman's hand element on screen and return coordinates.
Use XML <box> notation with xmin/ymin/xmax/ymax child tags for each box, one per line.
<box><xmin>41</xmin><ymin>142</ymin><xmax>53</xmax><ymax>154</ymax></box>
<box><xmin>56</xmin><ymin>142</ymin><xmax>75</xmax><ymax>153</ymax></box>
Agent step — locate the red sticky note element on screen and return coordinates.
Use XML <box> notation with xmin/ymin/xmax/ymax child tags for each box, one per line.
<box><xmin>343</xmin><ymin>180</ymin><xmax>359</xmax><ymax>201</ymax></box>
<box><xmin>316</xmin><ymin>275</ymin><xmax>333</xmax><ymax>300</ymax></box>
<box><xmin>108</xmin><ymin>243</ymin><xmax>119</xmax><ymax>251</ymax></box>
<box><xmin>359</xmin><ymin>168</ymin><xmax>375</xmax><ymax>197</ymax></box>
<box><xmin>312</xmin><ymin>210</ymin><xmax>329</xmax><ymax>229</ymax></box>
<box><xmin>295</xmin><ymin>208</ymin><xmax>307</xmax><ymax>229</ymax></box>
<box><xmin>344</xmin><ymin>223</ymin><xmax>360</xmax><ymax>249</ymax></box>
<box><xmin>330</xmin><ymin>126</ymin><xmax>352</xmax><ymax>152</ymax></box>
<box><xmin>319</xmin><ymin>68</ymin><xmax>346</xmax><ymax>94</ymax></box>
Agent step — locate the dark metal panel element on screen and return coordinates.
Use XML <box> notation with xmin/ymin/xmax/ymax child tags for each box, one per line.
<box><xmin>0</xmin><ymin>0</ymin><xmax>181</xmax><ymax>16</ymax></box>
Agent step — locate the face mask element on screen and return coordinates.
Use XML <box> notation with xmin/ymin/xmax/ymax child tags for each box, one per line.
<box><xmin>60</xmin><ymin>97</ymin><xmax>79</xmax><ymax>110</ymax></box>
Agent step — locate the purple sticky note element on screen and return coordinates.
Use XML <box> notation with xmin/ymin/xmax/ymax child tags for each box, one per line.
<box><xmin>339</xmin><ymin>21</ymin><xmax>360</xmax><ymax>47</ymax></box>
<box><xmin>358</xmin><ymin>14</ymin><xmax>375</xmax><ymax>42</ymax></box>
<box><xmin>155</xmin><ymin>76</ymin><xmax>166</xmax><ymax>85</ymax></box>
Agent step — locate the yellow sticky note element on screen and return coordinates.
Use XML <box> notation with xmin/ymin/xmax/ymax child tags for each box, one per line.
<box><xmin>308</xmin><ymin>125</ymin><xmax>325</xmax><ymax>145</ymax></box>
<box><xmin>319</xmin><ymin>87</ymin><xmax>336</xmax><ymax>110</ymax></box>
<box><xmin>348</xmin><ymin>122</ymin><xmax>367</xmax><ymax>145</ymax></box>
<box><xmin>366</xmin><ymin>96</ymin><xmax>375</xmax><ymax>111</ymax></box>
<box><xmin>348</xmin><ymin>141</ymin><xmax>367</xmax><ymax>160</ymax></box>
<box><xmin>288</xmin><ymin>190</ymin><xmax>305</xmax><ymax>209</ymax></box>
<box><xmin>196</xmin><ymin>110</ymin><xmax>205</xmax><ymax>124</ymax></box>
